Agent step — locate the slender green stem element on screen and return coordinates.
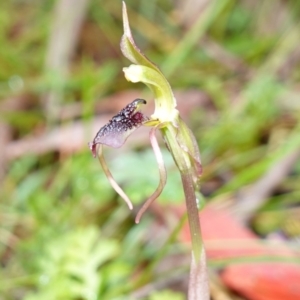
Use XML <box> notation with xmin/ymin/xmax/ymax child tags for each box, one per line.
<box><xmin>161</xmin><ymin>124</ymin><xmax>209</xmax><ymax>299</ymax></box>
<box><xmin>180</xmin><ymin>171</ymin><xmax>202</xmax><ymax>262</ymax></box>
<box><xmin>161</xmin><ymin>124</ymin><xmax>203</xmax><ymax>261</ymax></box>
<box><xmin>181</xmin><ymin>171</ymin><xmax>209</xmax><ymax>300</ymax></box>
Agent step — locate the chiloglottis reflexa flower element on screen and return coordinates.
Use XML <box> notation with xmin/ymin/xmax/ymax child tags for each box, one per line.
<box><xmin>89</xmin><ymin>2</ymin><xmax>202</xmax><ymax>226</ymax></box>
<box><xmin>89</xmin><ymin>98</ymin><xmax>167</xmax><ymax>222</ymax></box>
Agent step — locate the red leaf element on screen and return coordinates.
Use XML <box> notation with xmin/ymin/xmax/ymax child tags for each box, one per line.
<box><xmin>173</xmin><ymin>204</ymin><xmax>299</xmax><ymax>300</ymax></box>
<box><xmin>177</xmin><ymin>205</ymin><xmax>294</xmax><ymax>259</ymax></box>
<box><xmin>222</xmin><ymin>263</ymin><xmax>300</xmax><ymax>300</ymax></box>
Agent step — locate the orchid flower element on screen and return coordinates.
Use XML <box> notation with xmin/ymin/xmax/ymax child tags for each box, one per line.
<box><xmin>88</xmin><ymin>98</ymin><xmax>166</xmax><ymax>217</ymax></box>
<box><xmin>89</xmin><ymin>2</ymin><xmax>209</xmax><ymax>299</ymax></box>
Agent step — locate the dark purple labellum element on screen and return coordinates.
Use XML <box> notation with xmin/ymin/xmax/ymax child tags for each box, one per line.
<box><xmin>89</xmin><ymin>99</ymin><xmax>148</xmax><ymax>157</ymax></box>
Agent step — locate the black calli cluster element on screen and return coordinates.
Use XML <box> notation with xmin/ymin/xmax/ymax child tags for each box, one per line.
<box><xmin>89</xmin><ymin>99</ymin><xmax>147</xmax><ymax>157</ymax></box>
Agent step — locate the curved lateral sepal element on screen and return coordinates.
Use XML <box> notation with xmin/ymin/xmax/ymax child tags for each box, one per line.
<box><xmin>135</xmin><ymin>126</ymin><xmax>167</xmax><ymax>223</ymax></box>
<box><xmin>97</xmin><ymin>144</ymin><xmax>133</xmax><ymax>210</ymax></box>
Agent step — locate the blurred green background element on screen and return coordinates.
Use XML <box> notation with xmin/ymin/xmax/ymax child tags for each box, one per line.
<box><xmin>1</xmin><ymin>0</ymin><xmax>300</xmax><ymax>299</ymax></box>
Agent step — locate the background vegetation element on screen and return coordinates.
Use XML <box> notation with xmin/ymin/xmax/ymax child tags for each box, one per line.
<box><xmin>1</xmin><ymin>0</ymin><xmax>300</xmax><ymax>299</ymax></box>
